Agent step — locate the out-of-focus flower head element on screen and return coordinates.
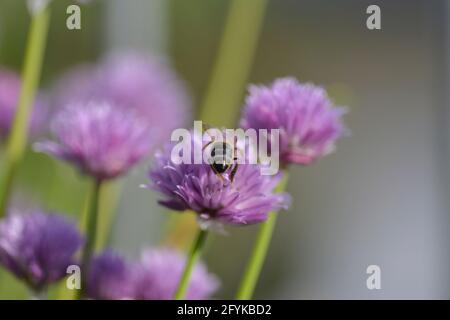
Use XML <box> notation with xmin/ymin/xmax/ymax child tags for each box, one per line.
<box><xmin>27</xmin><ymin>0</ymin><xmax>90</xmax><ymax>16</ymax></box>
<box><xmin>240</xmin><ymin>77</ymin><xmax>347</xmax><ymax>167</ymax></box>
<box><xmin>86</xmin><ymin>248</ymin><xmax>219</xmax><ymax>300</ymax></box>
<box><xmin>0</xmin><ymin>211</ymin><xmax>83</xmax><ymax>291</ymax></box>
<box><xmin>132</xmin><ymin>248</ymin><xmax>219</xmax><ymax>300</ymax></box>
<box><xmin>0</xmin><ymin>68</ymin><xmax>47</xmax><ymax>141</ymax></box>
<box><xmin>27</xmin><ymin>0</ymin><xmax>50</xmax><ymax>15</ymax></box>
<box><xmin>35</xmin><ymin>100</ymin><xmax>153</xmax><ymax>180</ymax></box>
<box><xmin>147</xmin><ymin>131</ymin><xmax>289</xmax><ymax>229</ymax></box>
<box><xmin>53</xmin><ymin>52</ymin><xmax>191</xmax><ymax>146</ymax></box>
<box><xmin>86</xmin><ymin>250</ymin><xmax>134</xmax><ymax>300</ymax></box>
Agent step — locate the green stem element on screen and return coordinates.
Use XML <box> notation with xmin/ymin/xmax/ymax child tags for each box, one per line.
<box><xmin>77</xmin><ymin>178</ymin><xmax>103</xmax><ymax>299</ymax></box>
<box><xmin>0</xmin><ymin>6</ymin><xmax>51</xmax><ymax>217</ymax></box>
<box><xmin>236</xmin><ymin>173</ymin><xmax>289</xmax><ymax>300</ymax></box>
<box><xmin>174</xmin><ymin>229</ymin><xmax>208</xmax><ymax>300</ymax></box>
<box><xmin>29</xmin><ymin>287</ymin><xmax>48</xmax><ymax>300</ymax></box>
<box><xmin>95</xmin><ymin>181</ymin><xmax>121</xmax><ymax>251</ymax></box>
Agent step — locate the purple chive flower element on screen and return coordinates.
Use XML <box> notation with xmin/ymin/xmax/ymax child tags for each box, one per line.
<box><xmin>35</xmin><ymin>101</ymin><xmax>153</xmax><ymax>180</ymax></box>
<box><xmin>132</xmin><ymin>248</ymin><xmax>219</xmax><ymax>300</ymax></box>
<box><xmin>27</xmin><ymin>0</ymin><xmax>90</xmax><ymax>15</ymax></box>
<box><xmin>148</xmin><ymin>133</ymin><xmax>289</xmax><ymax>228</ymax></box>
<box><xmin>0</xmin><ymin>68</ymin><xmax>47</xmax><ymax>141</ymax></box>
<box><xmin>86</xmin><ymin>248</ymin><xmax>218</xmax><ymax>300</ymax></box>
<box><xmin>53</xmin><ymin>52</ymin><xmax>191</xmax><ymax>145</ymax></box>
<box><xmin>240</xmin><ymin>77</ymin><xmax>347</xmax><ymax>166</ymax></box>
<box><xmin>86</xmin><ymin>251</ymin><xmax>134</xmax><ymax>300</ymax></box>
<box><xmin>0</xmin><ymin>211</ymin><xmax>83</xmax><ymax>291</ymax></box>
<box><xmin>26</xmin><ymin>0</ymin><xmax>51</xmax><ymax>15</ymax></box>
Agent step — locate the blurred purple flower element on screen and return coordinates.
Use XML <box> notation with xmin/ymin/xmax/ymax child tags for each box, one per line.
<box><xmin>0</xmin><ymin>68</ymin><xmax>47</xmax><ymax>141</ymax></box>
<box><xmin>86</xmin><ymin>248</ymin><xmax>218</xmax><ymax>300</ymax></box>
<box><xmin>86</xmin><ymin>250</ymin><xmax>134</xmax><ymax>300</ymax></box>
<box><xmin>53</xmin><ymin>52</ymin><xmax>191</xmax><ymax>146</ymax></box>
<box><xmin>132</xmin><ymin>248</ymin><xmax>219</xmax><ymax>300</ymax></box>
<box><xmin>240</xmin><ymin>77</ymin><xmax>347</xmax><ymax>166</ymax></box>
<box><xmin>26</xmin><ymin>0</ymin><xmax>50</xmax><ymax>15</ymax></box>
<box><xmin>0</xmin><ymin>211</ymin><xmax>83</xmax><ymax>291</ymax></box>
<box><xmin>147</xmin><ymin>133</ymin><xmax>289</xmax><ymax>228</ymax></box>
<box><xmin>27</xmin><ymin>0</ymin><xmax>90</xmax><ymax>16</ymax></box>
<box><xmin>34</xmin><ymin>100</ymin><xmax>153</xmax><ymax>180</ymax></box>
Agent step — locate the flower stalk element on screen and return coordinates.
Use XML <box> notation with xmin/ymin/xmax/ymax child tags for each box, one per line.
<box><xmin>29</xmin><ymin>288</ymin><xmax>48</xmax><ymax>300</ymax></box>
<box><xmin>78</xmin><ymin>178</ymin><xmax>103</xmax><ymax>298</ymax></box>
<box><xmin>174</xmin><ymin>228</ymin><xmax>208</xmax><ymax>300</ymax></box>
<box><xmin>0</xmin><ymin>5</ymin><xmax>50</xmax><ymax>217</ymax></box>
<box><xmin>236</xmin><ymin>172</ymin><xmax>289</xmax><ymax>299</ymax></box>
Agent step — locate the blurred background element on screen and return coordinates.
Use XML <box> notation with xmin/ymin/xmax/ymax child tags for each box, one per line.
<box><xmin>0</xmin><ymin>0</ymin><xmax>449</xmax><ymax>299</ymax></box>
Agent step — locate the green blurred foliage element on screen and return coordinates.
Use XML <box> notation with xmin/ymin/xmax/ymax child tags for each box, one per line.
<box><xmin>169</xmin><ymin>0</ymin><xmax>227</xmax><ymax>112</ymax></box>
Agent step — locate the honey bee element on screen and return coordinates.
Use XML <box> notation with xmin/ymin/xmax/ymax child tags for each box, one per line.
<box><xmin>202</xmin><ymin>131</ymin><xmax>239</xmax><ymax>183</ymax></box>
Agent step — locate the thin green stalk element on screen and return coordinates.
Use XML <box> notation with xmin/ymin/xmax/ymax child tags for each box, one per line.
<box><xmin>29</xmin><ymin>287</ymin><xmax>48</xmax><ymax>300</ymax></box>
<box><xmin>174</xmin><ymin>229</ymin><xmax>208</xmax><ymax>300</ymax></box>
<box><xmin>77</xmin><ymin>178</ymin><xmax>103</xmax><ymax>299</ymax></box>
<box><xmin>56</xmin><ymin>182</ymin><xmax>91</xmax><ymax>300</ymax></box>
<box><xmin>0</xmin><ymin>6</ymin><xmax>51</xmax><ymax>217</ymax></box>
<box><xmin>95</xmin><ymin>181</ymin><xmax>121</xmax><ymax>251</ymax></box>
<box><xmin>236</xmin><ymin>173</ymin><xmax>289</xmax><ymax>300</ymax></box>
<box><xmin>56</xmin><ymin>178</ymin><xmax>118</xmax><ymax>300</ymax></box>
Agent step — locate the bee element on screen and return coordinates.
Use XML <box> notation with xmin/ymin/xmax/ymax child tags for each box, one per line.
<box><xmin>203</xmin><ymin>134</ymin><xmax>239</xmax><ymax>183</ymax></box>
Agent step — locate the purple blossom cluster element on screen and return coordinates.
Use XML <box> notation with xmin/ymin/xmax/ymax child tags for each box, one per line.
<box><xmin>0</xmin><ymin>210</ymin><xmax>218</xmax><ymax>299</ymax></box>
<box><xmin>240</xmin><ymin>77</ymin><xmax>347</xmax><ymax>166</ymax></box>
<box><xmin>87</xmin><ymin>249</ymin><xmax>219</xmax><ymax>300</ymax></box>
<box><xmin>52</xmin><ymin>52</ymin><xmax>191</xmax><ymax>146</ymax></box>
<box><xmin>0</xmin><ymin>45</ymin><xmax>347</xmax><ymax>299</ymax></box>
<box><xmin>0</xmin><ymin>211</ymin><xmax>83</xmax><ymax>291</ymax></box>
<box><xmin>35</xmin><ymin>101</ymin><xmax>153</xmax><ymax>180</ymax></box>
<box><xmin>32</xmin><ymin>52</ymin><xmax>191</xmax><ymax>180</ymax></box>
<box><xmin>148</xmin><ymin>133</ymin><xmax>290</xmax><ymax>228</ymax></box>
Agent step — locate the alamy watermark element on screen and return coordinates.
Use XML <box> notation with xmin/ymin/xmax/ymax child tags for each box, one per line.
<box><xmin>366</xmin><ymin>265</ymin><xmax>381</xmax><ymax>290</ymax></box>
<box><xmin>66</xmin><ymin>5</ymin><xmax>82</xmax><ymax>30</ymax></box>
<box><xmin>366</xmin><ymin>5</ymin><xmax>381</xmax><ymax>30</ymax></box>
<box><xmin>66</xmin><ymin>265</ymin><xmax>81</xmax><ymax>290</ymax></box>
<box><xmin>170</xmin><ymin>121</ymin><xmax>280</xmax><ymax>176</ymax></box>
